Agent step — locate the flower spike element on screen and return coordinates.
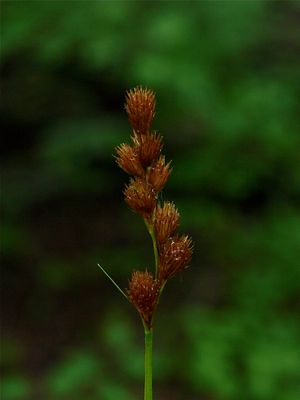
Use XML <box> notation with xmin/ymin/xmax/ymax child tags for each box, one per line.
<box><xmin>105</xmin><ymin>86</ymin><xmax>193</xmax><ymax>400</ymax></box>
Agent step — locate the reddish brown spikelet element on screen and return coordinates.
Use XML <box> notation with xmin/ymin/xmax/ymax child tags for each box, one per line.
<box><xmin>125</xmin><ymin>87</ymin><xmax>156</xmax><ymax>135</ymax></box>
<box><xmin>132</xmin><ymin>132</ymin><xmax>163</xmax><ymax>167</ymax></box>
<box><xmin>124</xmin><ymin>178</ymin><xmax>156</xmax><ymax>219</ymax></box>
<box><xmin>115</xmin><ymin>143</ymin><xmax>144</xmax><ymax>176</ymax></box>
<box><xmin>155</xmin><ymin>202</ymin><xmax>180</xmax><ymax>246</ymax></box>
<box><xmin>148</xmin><ymin>156</ymin><xmax>172</xmax><ymax>193</ymax></box>
<box><xmin>159</xmin><ymin>235</ymin><xmax>193</xmax><ymax>281</ymax></box>
<box><xmin>127</xmin><ymin>271</ymin><xmax>160</xmax><ymax>327</ymax></box>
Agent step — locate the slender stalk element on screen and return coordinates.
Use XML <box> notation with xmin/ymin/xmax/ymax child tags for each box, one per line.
<box><xmin>144</xmin><ymin>327</ymin><xmax>153</xmax><ymax>400</ymax></box>
<box><xmin>97</xmin><ymin>264</ymin><xmax>128</xmax><ymax>301</ymax></box>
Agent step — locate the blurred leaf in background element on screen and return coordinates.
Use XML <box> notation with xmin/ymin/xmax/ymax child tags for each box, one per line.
<box><xmin>1</xmin><ymin>1</ymin><xmax>300</xmax><ymax>399</ymax></box>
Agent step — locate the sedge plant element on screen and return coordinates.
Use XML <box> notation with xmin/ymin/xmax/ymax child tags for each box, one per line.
<box><xmin>98</xmin><ymin>87</ymin><xmax>193</xmax><ymax>400</ymax></box>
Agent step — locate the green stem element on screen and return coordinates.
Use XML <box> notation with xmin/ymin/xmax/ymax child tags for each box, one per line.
<box><xmin>144</xmin><ymin>328</ymin><xmax>153</xmax><ymax>400</ymax></box>
<box><xmin>145</xmin><ymin>220</ymin><xmax>159</xmax><ymax>277</ymax></box>
<box><xmin>149</xmin><ymin>227</ymin><xmax>159</xmax><ymax>277</ymax></box>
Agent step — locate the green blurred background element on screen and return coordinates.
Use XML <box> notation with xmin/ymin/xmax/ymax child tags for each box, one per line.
<box><xmin>1</xmin><ymin>1</ymin><xmax>300</xmax><ymax>399</ymax></box>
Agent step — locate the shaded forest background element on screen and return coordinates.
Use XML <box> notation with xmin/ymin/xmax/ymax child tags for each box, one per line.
<box><xmin>1</xmin><ymin>1</ymin><xmax>300</xmax><ymax>399</ymax></box>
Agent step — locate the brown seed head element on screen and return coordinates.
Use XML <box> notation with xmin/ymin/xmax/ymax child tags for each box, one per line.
<box><xmin>124</xmin><ymin>178</ymin><xmax>156</xmax><ymax>219</ymax></box>
<box><xmin>115</xmin><ymin>143</ymin><xmax>144</xmax><ymax>176</ymax></box>
<box><xmin>127</xmin><ymin>270</ymin><xmax>160</xmax><ymax>327</ymax></box>
<box><xmin>132</xmin><ymin>132</ymin><xmax>163</xmax><ymax>167</ymax></box>
<box><xmin>159</xmin><ymin>235</ymin><xmax>193</xmax><ymax>281</ymax></box>
<box><xmin>125</xmin><ymin>87</ymin><xmax>156</xmax><ymax>135</ymax></box>
<box><xmin>155</xmin><ymin>201</ymin><xmax>180</xmax><ymax>246</ymax></box>
<box><xmin>148</xmin><ymin>156</ymin><xmax>172</xmax><ymax>193</ymax></box>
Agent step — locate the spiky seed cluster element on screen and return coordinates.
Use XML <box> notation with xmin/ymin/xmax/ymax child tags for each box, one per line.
<box><xmin>116</xmin><ymin>88</ymin><xmax>167</xmax><ymax>219</ymax></box>
<box><xmin>124</xmin><ymin>178</ymin><xmax>156</xmax><ymax>220</ymax></box>
<box><xmin>115</xmin><ymin>87</ymin><xmax>193</xmax><ymax>328</ymax></box>
<box><xmin>148</xmin><ymin>156</ymin><xmax>172</xmax><ymax>192</ymax></box>
<box><xmin>115</xmin><ymin>144</ymin><xmax>144</xmax><ymax>176</ymax></box>
<box><xmin>125</xmin><ymin>87</ymin><xmax>156</xmax><ymax>135</ymax></box>
<box><xmin>155</xmin><ymin>202</ymin><xmax>180</xmax><ymax>245</ymax></box>
<box><xmin>127</xmin><ymin>271</ymin><xmax>160</xmax><ymax>327</ymax></box>
<box><xmin>159</xmin><ymin>235</ymin><xmax>193</xmax><ymax>281</ymax></box>
<box><xmin>132</xmin><ymin>133</ymin><xmax>163</xmax><ymax>167</ymax></box>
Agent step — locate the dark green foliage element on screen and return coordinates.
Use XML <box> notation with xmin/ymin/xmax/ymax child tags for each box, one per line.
<box><xmin>1</xmin><ymin>1</ymin><xmax>300</xmax><ymax>399</ymax></box>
